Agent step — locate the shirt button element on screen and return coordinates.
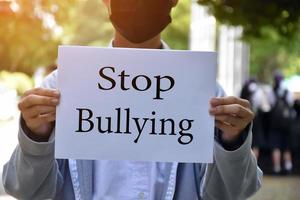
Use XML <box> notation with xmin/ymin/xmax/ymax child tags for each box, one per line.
<box><xmin>138</xmin><ymin>192</ymin><xmax>145</xmax><ymax>199</ymax></box>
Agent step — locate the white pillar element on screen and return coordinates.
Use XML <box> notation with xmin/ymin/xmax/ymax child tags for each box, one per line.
<box><xmin>218</xmin><ymin>25</ymin><xmax>249</xmax><ymax>95</ymax></box>
<box><xmin>190</xmin><ymin>2</ymin><xmax>250</xmax><ymax>96</ymax></box>
<box><xmin>189</xmin><ymin>3</ymin><xmax>216</xmax><ymax>51</ymax></box>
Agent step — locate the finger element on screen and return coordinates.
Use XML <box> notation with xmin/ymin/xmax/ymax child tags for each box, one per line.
<box><xmin>22</xmin><ymin>105</ymin><xmax>56</xmax><ymax>119</ymax></box>
<box><xmin>210</xmin><ymin>104</ymin><xmax>250</xmax><ymax>118</ymax></box>
<box><xmin>39</xmin><ymin>112</ymin><xmax>56</xmax><ymax>122</ymax></box>
<box><xmin>215</xmin><ymin>120</ymin><xmax>238</xmax><ymax>133</ymax></box>
<box><xmin>26</xmin><ymin>112</ymin><xmax>56</xmax><ymax>129</ymax></box>
<box><xmin>210</xmin><ymin>96</ymin><xmax>250</xmax><ymax>108</ymax></box>
<box><xmin>19</xmin><ymin>95</ymin><xmax>59</xmax><ymax>110</ymax></box>
<box><xmin>214</xmin><ymin>115</ymin><xmax>243</xmax><ymax>127</ymax></box>
<box><xmin>23</xmin><ymin>88</ymin><xmax>60</xmax><ymax>98</ymax></box>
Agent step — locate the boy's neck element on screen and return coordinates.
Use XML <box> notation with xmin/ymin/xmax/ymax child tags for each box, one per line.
<box><xmin>113</xmin><ymin>31</ymin><xmax>162</xmax><ymax>49</ymax></box>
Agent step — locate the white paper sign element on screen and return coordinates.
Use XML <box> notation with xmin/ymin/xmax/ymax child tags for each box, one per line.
<box><xmin>55</xmin><ymin>46</ymin><xmax>216</xmax><ymax>163</ymax></box>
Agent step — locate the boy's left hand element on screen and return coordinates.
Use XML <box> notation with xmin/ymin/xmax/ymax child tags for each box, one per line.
<box><xmin>209</xmin><ymin>96</ymin><xmax>254</xmax><ymax>143</ymax></box>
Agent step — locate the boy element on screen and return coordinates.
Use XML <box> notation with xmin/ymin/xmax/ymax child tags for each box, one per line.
<box><xmin>3</xmin><ymin>0</ymin><xmax>262</xmax><ymax>199</ymax></box>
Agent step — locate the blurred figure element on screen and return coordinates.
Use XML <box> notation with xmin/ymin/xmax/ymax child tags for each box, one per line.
<box><xmin>241</xmin><ymin>79</ymin><xmax>271</xmax><ymax>159</ymax></box>
<box><xmin>268</xmin><ymin>72</ymin><xmax>295</xmax><ymax>174</ymax></box>
<box><xmin>290</xmin><ymin>99</ymin><xmax>300</xmax><ymax>151</ymax></box>
<box><xmin>293</xmin><ymin>99</ymin><xmax>300</xmax><ymax>118</ymax></box>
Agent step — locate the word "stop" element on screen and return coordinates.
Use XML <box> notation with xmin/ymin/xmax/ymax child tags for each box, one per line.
<box><xmin>97</xmin><ymin>66</ymin><xmax>175</xmax><ymax>100</ymax></box>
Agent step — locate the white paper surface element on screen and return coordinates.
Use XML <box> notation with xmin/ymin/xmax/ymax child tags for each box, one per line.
<box><xmin>55</xmin><ymin>46</ymin><xmax>216</xmax><ymax>163</ymax></box>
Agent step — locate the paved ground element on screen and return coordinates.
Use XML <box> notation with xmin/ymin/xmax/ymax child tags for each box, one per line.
<box><xmin>250</xmin><ymin>176</ymin><xmax>300</xmax><ymax>200</ymax></box>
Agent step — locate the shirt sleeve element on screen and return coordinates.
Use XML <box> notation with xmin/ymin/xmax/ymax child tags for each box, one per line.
<box><xmin>2</xmin><ymin>70</ymin><xmax>65</xmax><ymax>199</ymax></box>
<box><xmin>201</xmin><ymin>125</ymin><xmax>262</xmax><ymax>199</ymax></box>
<box><xmin>199</xmin><ymin>83</ymin><xmax>263</xmax><ymax>199</ymax></box>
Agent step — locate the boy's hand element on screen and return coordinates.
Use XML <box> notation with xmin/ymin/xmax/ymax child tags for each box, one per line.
<box><xmin>209</xmin><ymin>96</ymin><xmax>254</xmax><ymax>143</ymax></box>
<box><xmin>18</xmin><ymin>88</ymin><xmax>60</xmax><ymax>139</ymax></box>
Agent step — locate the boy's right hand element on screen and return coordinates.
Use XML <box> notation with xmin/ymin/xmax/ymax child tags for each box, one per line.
<box><xmin>18</xmin><ymin>88</ymin><xmax>60</xmax><ymax>139</ymax></box>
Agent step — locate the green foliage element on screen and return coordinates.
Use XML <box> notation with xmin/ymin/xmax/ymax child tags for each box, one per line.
<box><xmin>248</xmin><ymin>28</ymin><xmax>300</xmax><ymax>82</ymax></box>
<box><xmin>60</xmin><ymin>0</ymin><xmax>114</xmax><ymax>46</ymax></box>
<box><xmin>163</xmin><ymin>0</ymin><xmax>191</xmax><ymax>50</ymax></box>
<box><xmin>0</xmin><ymin>0</ymin><xmax>113</xmax><ymax>75</ymax></box>
<box><xmin>0</xmin><ymin>0</ymin><xmax>190</xmax><ymax>76</ymax></box>
<box><xmin>197</xmin><ymin>0</ymin><xmax>300</xmax><ymax>39</ymax></box>
<box><xmin>197</xmin><ymin>0</ymin><xmax>300</xmax><ymax>81</ymax></box>
<box><xmin>284</xmin><ymin>31</ymin><xmax>300</xmax><ymax>76</ymax></box>
<box><xmin>0</xmin><ymin>0</ymin><xmax>77</xmax><ymax>75</ymax></box>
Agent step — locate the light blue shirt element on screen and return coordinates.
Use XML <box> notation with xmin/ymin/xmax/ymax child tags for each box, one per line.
<box><xmin>93</xmin><ymin>161</ymin><xmax>169</xmax><ymax>200</ymax></box>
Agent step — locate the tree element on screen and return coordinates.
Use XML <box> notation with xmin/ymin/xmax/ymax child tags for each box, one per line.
<box><xmin>163</xmin><ymin>0</ymin><xmax>191</xmax><ymax>50</ymax></box>
<box><xmin>0</xmin><ymin>0</ymin><xmax>77</xmax><ymax>75</ymax></box>
<box><xmin>0</xmin><ymin>0</ymin><xmax>191</xmax><ymax>75</ymax></box>
<box><xmin>197</xmin><ymin>0</ymin><xmax>300</xmax><ymax>39</ymax></box>
<box><xmin>197</xmin><ymin>0</ymin><xmax>300</xmax><ymax>81</ymax></box>
<box><xmin>249</xmin><ymin>28</ymin><xmax>300</xmax><ymax>82</ymax></box>
<box><xmin>57</xmin><ymin>0</ymin><xmax>114</xmax><ymax>46</ymax></box>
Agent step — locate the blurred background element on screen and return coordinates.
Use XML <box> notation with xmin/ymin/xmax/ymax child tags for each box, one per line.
<box><xmin>0</xmin><ymin>0</ymin><xmax>300</xmax><ymax>199</ymax></box>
